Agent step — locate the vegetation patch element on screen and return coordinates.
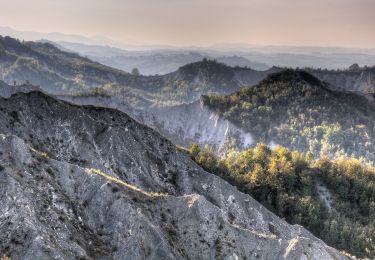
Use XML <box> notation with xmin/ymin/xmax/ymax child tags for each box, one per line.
<box><xmin>189</xmin><ymin>142</ymin><xmax>375</xmax><ymax>258</ymax></box>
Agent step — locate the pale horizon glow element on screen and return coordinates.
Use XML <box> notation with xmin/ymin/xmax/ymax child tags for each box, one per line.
<box><xmin>0</xmin><ymin>0</ymin><xmax>374</xmax><ymax>48</ymax></box>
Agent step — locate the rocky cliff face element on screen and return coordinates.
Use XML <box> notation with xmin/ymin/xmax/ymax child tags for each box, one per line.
<box><xmin>0</xmin><ymin>86</ymin><xmax>350</xmax><ymax>259</ymax></box>
<box><xmin>310</xmin><ymin>68</ymin><xmax>375</xmax><ymax>95</ymax></box>
<box><xmin>138</xmin><ymin>98</ymin><xmax>254</xmax><ymax>149</ymax></box>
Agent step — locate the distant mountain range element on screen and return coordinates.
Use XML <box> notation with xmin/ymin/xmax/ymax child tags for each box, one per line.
<box><xmin>2</xmin><ymin>26</ymin><xmax>375</xmax><ymax>71</ymax></box>
<box><xmin>48</xmin><ymin>41</ymin><xmax>270</xmax><ymax>74</ymax></box>
<box><xmin>0</xmin><ymin>26</ymin><xmax>171</xmax><ymax>51</ymax></box>
<box><xmin>0</xmin><ymin>35</ymin><xmax>276</xmax><ymax>106</ymax></box>
<box><xmin>51</xmin><ymin>40</ymin><xmax>375</xmax><ymax>74</ymax></box>
<box><xmin>2</xmin><ymin>35</ymin><xmax>374</xmax><ymax>103</ymax></box>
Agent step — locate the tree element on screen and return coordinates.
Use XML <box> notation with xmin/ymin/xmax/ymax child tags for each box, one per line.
<box><xmin>131</xmin><ymin>68</ymin><xmax>140</xmax><ymax>76</ymax></box>
<box><xmin>189</xmin><ymin>143</ymin><xmax>200</xmax><ymax>158</ymax></box>
<box><xmin>349</xmin><ymin>63</ymin><xmax>360</xmax><ymax>71</ymax></box>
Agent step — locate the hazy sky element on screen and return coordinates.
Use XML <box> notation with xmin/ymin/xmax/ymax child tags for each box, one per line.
<box><xmin>1</xmin><ymin>0</ymin><xmax>374</xmax><ymax>48</ymax></box>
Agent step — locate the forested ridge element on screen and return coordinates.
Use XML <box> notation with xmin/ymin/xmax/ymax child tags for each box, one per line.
<box><xmin>204</xmin><ymin>70</ymin><xmax>375</xmax><ymax>163</ymax></box>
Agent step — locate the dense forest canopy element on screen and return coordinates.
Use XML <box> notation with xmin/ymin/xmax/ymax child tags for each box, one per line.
<box><xmin>188</xmin><ymin>143</ymin><xmax>375</xmax><ymax>258</ymax></box>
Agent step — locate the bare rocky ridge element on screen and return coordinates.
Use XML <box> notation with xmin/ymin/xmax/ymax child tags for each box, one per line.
<box><xmin>0</xmin><ymin>80</ymin><xmax>41</xmax><ymax>98</ymax></box>
<box><xmin>0</xmin><ymin>85</ymin><xmax>350</xmax><ymax>259</ymax></box>
<box><xmin>137</xmin><ymin>98</ymin><xmax>254</xmax><ymax>149</ymax></box>
<box><xmin>57</xmin><ymin>94</ymin><xmax>254</xmax><ymax>150</ymax></box>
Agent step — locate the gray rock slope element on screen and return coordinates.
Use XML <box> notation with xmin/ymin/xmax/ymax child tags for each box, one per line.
<box><xmin>0</xmin><ymin>89</ymin><xmax>350</xmax><ymax>259</ymax></box>
<box><xmin>56</xmin><ymin>94</ymin><xmax>253</xmax><ymax>149</ymax></box>
<box><xmin>138</xmin><ymin>98</ymin><xmax>254</xmax><ymax>149</ymax></box>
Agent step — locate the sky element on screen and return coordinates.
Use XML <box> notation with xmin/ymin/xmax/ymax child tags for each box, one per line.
<box><xmin>0</xmin><ymin>0</ymin><xmax>374</xmax><ymax>48</ymax></box>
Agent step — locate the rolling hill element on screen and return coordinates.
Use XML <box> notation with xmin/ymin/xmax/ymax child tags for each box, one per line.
<box><xmin>0</xmin><ymin>35</ymin><xmax>275</xmax><ymax>106</ymax></box>
<box><xmin>204</xmin><ymin>70</ymin><xmax>375</xmax><ymax>162</ymax></box>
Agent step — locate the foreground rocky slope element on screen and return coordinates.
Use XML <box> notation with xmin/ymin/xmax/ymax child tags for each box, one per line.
<box><xmin>0</xmin><ymin>86</ymin><xmax>349</xmax><ymax>259</ymax></box>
